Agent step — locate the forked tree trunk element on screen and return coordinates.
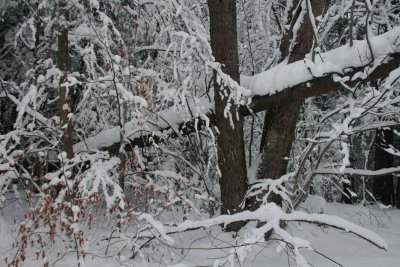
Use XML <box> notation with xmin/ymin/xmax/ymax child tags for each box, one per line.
<box><xmin>256</xmin><ymin>0</ymin><xmax>329</xmax><ymax>205</ymax></box>
<box><xmin>58</xmin><ymin>0</ymin><xmax>73</xmax><ymax>159</ymax></box>
<box><xmin>208</xmin><ymin>0</ymin><xmax>248</xmax><ymax>231</ymax></box>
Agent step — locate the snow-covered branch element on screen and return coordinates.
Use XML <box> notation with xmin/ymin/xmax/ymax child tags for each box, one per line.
<box><xmin>245</xmin><ymin>26</ymin><xmax>400</xmax><ymax>113</ymax></box>
<box><xmin>313</xmin><ymin>166</ymin><xmax>400</xmax><ymax>177</ymax></box>
<box><xmin>77</xmin><ymin>26</ymin><xmax>400</xmax><ymax>152</ymax></box>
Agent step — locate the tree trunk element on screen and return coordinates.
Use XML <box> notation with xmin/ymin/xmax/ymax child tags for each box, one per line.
<box><xmin>58</xmin><ymin>0</ymin><xmax>73</xmax><ymax>159</ymax></box>
<box><xmin>373</xmin><ymin>129</ymin><xmax>394</xmax><ymax>206</ymax></box>
<box><xmin>208</xmin><ymin>0</ymin><xmax>247</xmax><ymax>231</ymax></box>
<box><xmin>256</xmin><ymin>0</ymin><xmax>329</xmax><ymax>203</ymax></box>
<box><xmin>396</xmin><ymin>176</ymin><xmax>400</xmax><ymax>208</ymax></box>
<box><xmin>395</xmin><ymin>127</ymin><xmax>400</xmax><ymax>208</ymax></box>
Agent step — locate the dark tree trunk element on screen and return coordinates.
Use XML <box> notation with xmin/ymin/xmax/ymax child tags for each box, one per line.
<box><xmin>58</xmin><ymin>0</ymin><xmax>73</xmax><ymax>159</ymax></box>
<box><xmin>391</xmin><ymin>126</ymin><xmax>399</xmax><ymax>209</ymax></box>
<box><xmin>208</xmin><ymin>0</ymin><xmax>247</xmax><ymax>231</ymax></box>
<box><xmin>396</xmin><ymin>176</ymin><xmax>400</xmax><ymax>208</ymax></box>
<box><xmin>256</xmin><ymin>0</ymin><xmax>329</xmax><ymax>190</ymax></box>
<box><xmin>34</xmin><ymin>9</ymin><xmax>44</xmax><ymax>59</ymax></box>
<box><xmin>373</xmin><ymin>129</ymin><xmax>394</xmax><ymax>206</ymax></box>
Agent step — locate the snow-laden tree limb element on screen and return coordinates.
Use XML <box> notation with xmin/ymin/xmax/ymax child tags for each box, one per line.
<box><xmin>313</xmin><ymin>166</ymin><xmax>400</xmax><ymax>177</ymax></box>
<box><xmin>74</xmin><ymin>26</ymin><xmax>400</xmax><ymax>152</ymax></box>
<box><xmin>244</xmin><ymin>26</ymin><xmax>400</xmax><ymax>113</ymax></box>
<box><xmin>243</xmin><ymin>26</ymin><xmax>400</xmax><ymax>95</ymax></box>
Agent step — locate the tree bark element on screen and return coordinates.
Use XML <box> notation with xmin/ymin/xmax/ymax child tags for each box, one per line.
<box><xmin>373</xmin><ymin>129</ymin><xmax>394</xmax><ymax>206</ymax></box>
<box><xmin>397</xmin><ymin>176</ymin><xmax>400</xmax><ymax>208</ymax></box>
<box><xmin>58</xmin><ymin>0</ymin><xmax>73</xmax><ymax>159</ymax></box>
<box><xmin>208</xmin><ymin>0</ymin><xmax>247</xmax><ymax>231</ymax></box>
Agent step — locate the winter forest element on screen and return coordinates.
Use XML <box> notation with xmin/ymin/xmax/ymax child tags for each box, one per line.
<box><xmin>1</xmin><ymin>0</ymin><xmax>400</xmax><ymax>266</ymax></box>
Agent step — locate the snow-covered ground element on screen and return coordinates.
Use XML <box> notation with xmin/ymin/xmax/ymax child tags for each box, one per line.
<box><xmin>1</xmin><ymin>201</ymin><xmax>399</xmax><ymax>266</ymax></box>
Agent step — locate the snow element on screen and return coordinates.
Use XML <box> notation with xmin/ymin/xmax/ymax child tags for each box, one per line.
<box><xmin>301</xmin><ymin>195</ymin><xmax>327</xmax><ymax>214</ymax></box>
<box><xmin>247</xmin><ymin>153</ymin><xmax>263</xmax><ymax>184</ymax></box>
<box><xmin>2</xmin><ymin>202</ymin><xmax>399</xmax><ymax>267</ymax></box>
<box><xmin>70</xmin><ymin>23</ymin><xmax>97</xmax><ymax>39</ymax></box>
<box><xmin>138</xmin><ymin>0</ymin><xmax>156</xmax><ymax>5</ymax></box>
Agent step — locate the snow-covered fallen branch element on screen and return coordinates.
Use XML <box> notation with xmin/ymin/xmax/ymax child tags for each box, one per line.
<box><xmin>126</xmin><ymin>201</ymin><xmax>386</xmax><ymax>266</ymax></box>
<box><xmin>160</xmin><ymin>203</ymin><xmax>387</xmax><ymax>250</ymax></box>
